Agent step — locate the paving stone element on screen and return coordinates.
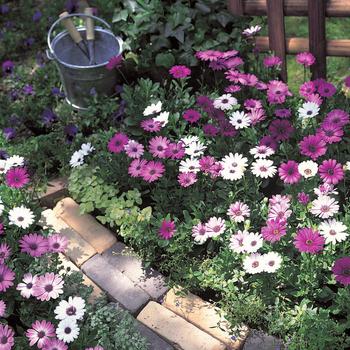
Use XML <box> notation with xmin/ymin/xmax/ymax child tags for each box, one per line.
<box><xmin>40</xmin><ymin>209</ymin><xmax>97</xmax><ymax>266</ymax></box>
<box><xmin>162</xmin><ymin>288</ymin><xmax>248</xmax><ymax>349</ymax></box>
<box><xmin>53</xmin><ymin>197</ymin><xmax>116</xmax><ymax>253</ymax></box>
<box><xmin>58</xmin><ymin>254</ymin><xmax>103</xmax><ymax>304</ymax></box>
<box><xmin>81</xmin><ymin>254</ymin><xmax>149</xmax><ymax>314</ymax></box>
<box><xmin>39</xmin><ymin>177</ymin><xmax>68</xmax><ymax>208</ymax></box>
<box><xmin>137</xmin><ymin>301</ymin><xmax>226</xmax><ymax>350</ymax></box>
<box><xmin>102</xmin><ymin>242</ymin><xmax>168</xmax><ymax>300</ymax></box>
<box><xmin>243</xmin><ymin>330</ymin><xmax>282</xmax><ymax>350</ymax></box>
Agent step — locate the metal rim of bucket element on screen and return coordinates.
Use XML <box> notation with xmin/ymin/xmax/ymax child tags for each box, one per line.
<box><xmin>47</xmin><ymin>13</ymin><xmax>123</xmax><ymax>69</ymax></box>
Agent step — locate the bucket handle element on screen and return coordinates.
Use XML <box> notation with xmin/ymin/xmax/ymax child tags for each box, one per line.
<box><xmin>47</xmin><ymin>13</ymin><xmax>112</xmax><ymax>59</ymax></box>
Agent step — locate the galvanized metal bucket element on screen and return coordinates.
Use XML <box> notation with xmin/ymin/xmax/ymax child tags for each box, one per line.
<box><xmin>47</xmin><ymin>13</ymin><xmax>123</xmax><ymax>110</ymax></box>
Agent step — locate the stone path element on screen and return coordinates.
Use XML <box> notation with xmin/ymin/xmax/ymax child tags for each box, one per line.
<box><xmin>38</xmin><ymin>179</ymin><xmax>281</xmax><ymax>350</ymax></box>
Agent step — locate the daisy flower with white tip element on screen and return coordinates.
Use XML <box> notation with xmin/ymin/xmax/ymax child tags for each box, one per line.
<box><xmin>69</xmin><ymin>150</ymin><xmax>85</xmax><ymax>168</ymax></box>
<box><xmin>298</xmin><ymin>160</ymin><xmax>318</xmax><ymax>178</ymax></box>
<box><xmin>8</xmin><ymin>206</ymin><xmax>35</xmax><ymax>229</ymax></box>
<box><xmin>56</xmin><ymin>319</ymin><xmax>80</xmax><ymax>343</ymax></box>
<box><xmin>54</xmin><ymin>296</ymin><xmax>86</xmax><ymax>321</ymax></box>
<box><xmin>213</xmin><ymin>94</ymin><xmax>238</xmax><ymax>110</ymax></box>
<box><xmin>143</xmin><ymin>101</ymin><xmax>162</xmax><ymax>116</ymax></box>
<box><xmin>249</xmin><ymin>145</ymin><xmax>275</xmax><ymax>159</ymax></box>
<box><xmin>319</xmin><ymin>219</ymin><xmax>348</xmax><ymax>244</ymax></box>
<box><xmin>262</xmin><ymin>252</ymin><xmax>282</xmax><ymax>273</ymax></box>
<box><xmin>298</xmin><ymin>101</ymin><xmax>319</xmax><ymax>119</ymax></box>
<box><xmin>179</xmin><ymin>158</ymin><xmax>200</xmax><ymax>173</ymax></box>
<box><xmin>243</xmin><ymin>253</ymin><xmax>264</xmax><ymax>274</ymax></box>
<box><xmin>229</xmin><ymin>111</ymin><xmax>251</xmax><ymax>129</ymax></box>
<box><xmin>244</xmin><ymin>232</ymin><xmax>263</xmax><ymax>253</ymax></box>
<box><xmin>184</xmin><ymin>141</ymin><xmax>207</xmax><ymax>158</ymax></box>
<box><xmin>251</xmin><ymin>159</ymin><xmax>277</xmax><ymax>178</ymax></box>
<box><xmin>242</xmin><ymin>25</ymin><xmax>262</xmax><ymax>37</ymax></box>
<box><xmin>310</xmin><ymin>195</ymin><xmax>339</xmax><ymax>219</ymax></box>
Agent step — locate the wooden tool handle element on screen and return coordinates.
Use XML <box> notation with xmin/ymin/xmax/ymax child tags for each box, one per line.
<box><xmin>59</xmin><ymin>12</ymin><xmax>83</xmax><ymax>44</ymax></box>
<box><xmin>84</xmin><ymin>8</ymin><xmax>95</xmax><ymax>41</ymax></box>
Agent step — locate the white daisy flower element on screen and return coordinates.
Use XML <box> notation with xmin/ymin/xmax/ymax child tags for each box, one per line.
<box><xmin>244</xmin><ymin>232</ymin><xmax>263</xmax><ymax>253</ymax></box>
<box><xmin>153</xmin><ymin>111</ymin><xmax>169</xmax><ymax>126</ymax></box>
<box><xmin>143</xmin><ymin>101</ymin><xmax>162</xmax><ymax>116</ymax></box>
<box><xmin>0</xmin><ymin>160</ymin><xmax>6</xmax><ymax>174</ymax></box>
<box><xmin>249</xmin><ymin>145</ymin><xmax>275</xmax><ymax>159</ymax></box>
<box><xmin>298</xmin><ymin>160</ymin><xmax>318</xmax><ymax>178</ymax></box>
<box><xmin>262</xmin><ymin>252</ymin><xmax>282</xmax><ymax>273</ymax></box>
<box><xmin>8</xmin><ymin>206</ymin><xmax>35</xmax><ymax>229</ymax></box>
<box><xmin>242</xmin><ymin>25</ymin><xmax>262</xmax><ymax>37</ymax></box>
<box><xmin>16</xmin><ymin>273</ymin><xmax>38</xmax><ymax>299</ymax></box>
<box><xmin>298</xmin><ymin>102</ymin><xmax>319</xmax><ymax>119</ymax></box>
<box><xmin>314</xmin><ymin>183</ymin><xmax>338</xmax><ymax>197</ymax></box>
<box><xmin>5</xmin><ymin>155</ymin><xmax>25</xmax><ymax>172</ymax></box>
<box><xmin>243</xmin><ymin>253</ymin><xmax>264</xmax><ymax>274</ymax></box>
<box><xmin>69</xmin><ymin>151</ymin><xmax>85</xmax><ymax>168</ymax></box>
<box><xmin>80</xmin><ymin>143</ymin><xmax>95</xmax><ymax>156</ymax></box>
<box><xmin>213</xmin><ymin>94</ymin><xmax>238</xmax><ymax>110</ymax></box>
<box><xmin>229</xmin><ymin>111</ymin><xmax>251</xmax><ymax>129</ymax></box>
<box><xmin>319</xmin><ymin>219</ymin><xmax>348</xmax><ymax>244</ymax></box>
<box><xmin>184</xmin><ymin>141</ymin><xmax>207</xmax><ymax>158</ymax></box>
<box><xmin>179</xmin><ymin>158</ymin><xmax>200</xmax><ymax>173</ymax></box>
<box><xmin>229</xmin><ymin>230</ymin><xmax>250</xmax><ymax>254</ymax></box>
<box><xmin>205</xmin><ymin>217</ymin><xmax>226</xmax><ymax>238</ymax></box>
<box><xmin>345</xmin><ymin>161</ymin><xmax>350</xmax><ymax>171</ymax></box>
<box><xmin>220</xmin><ymin>153</ymin><xmax>248</xmax><ymax>181</ymax></box>
<box><xmin>56</xmin><ymin>319</ymin><xmax>80</xmax><ymax>343</ymax></box>
<box><xmin>310</xmin><ymin>195</ymin><xmax>339</xmax><ymax>219</ymax></box>
<box><xmin>251</xmin><ymin>159</ymin><xmax>277</xmax><ymax>178</ymax></box>
<box><xmin>54</xmin><ymin>296</ymin><xmax>86</xmax><ymax>321</ymax></box>
<box><xmin>192</xmin><ymin>223</ymin><xmax>209</xmax><ymax>245</ymax></box>
<box><xmin>180</xmin><ymin>135</ymin><xmax>200</xmax><ymax>147</ymax></box>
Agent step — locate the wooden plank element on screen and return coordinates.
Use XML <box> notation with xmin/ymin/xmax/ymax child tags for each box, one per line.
<box><xmin>228</xmin><ymin>0</ymin><xmax>350</xmax><ymax>16</ymax></box>
<box><xmin>227</xmin><ymin>0</ymin><xmax>244</xmax><ymax>15</ymax></box>
<box><xmin>308</xmin><ymin>0</ymin><xmax>327</xmax><ymax>79</ymax></box>
<box><xmin>267</xmin><ymin>0</ymin><xmax>287</xmax><ymax>81</ymax></box>
<box><xmin>255</xmin><ymin>37</ymin><xmax>350</xmax><ymax>57</ymax></box>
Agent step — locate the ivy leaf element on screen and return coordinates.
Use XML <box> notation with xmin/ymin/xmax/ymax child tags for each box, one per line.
<box><xmin>155</xmin><ymin>52</ymin><xmax>175</xmax><ymax>67</ymax></box>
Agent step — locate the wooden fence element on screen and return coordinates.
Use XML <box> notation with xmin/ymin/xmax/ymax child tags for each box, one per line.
<box><xmin>227</xmin><ymin>0</ymin><xmax>350</xmax><ymax>81</ymax></box>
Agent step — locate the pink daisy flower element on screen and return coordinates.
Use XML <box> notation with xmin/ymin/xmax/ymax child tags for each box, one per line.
<box><xmin>269</xmin><ymin>194</ymin><xmax>291</xmax><ymax>207</ymax></box>
<box><xmin>195</xmin><ymin>50</ymin><xmax>222</xmax><ymax>62</ymax></box>
<box><xmin>263</xmin><ymin>55</ymin><xmax>282</xmax><ymax>68</ymax></box>
<box><xmin>225</xmin><ymin>84</ymin><xmax>241</xmax><ymax>93</ymax></box>
<box><xmin>5</xmin><ymin>167</ymin><xmax>30</xmax><ymax>188</ymax></box>
<box><xmin>128</xmin><ymin>159</ymin><xmax>148</xmax><ymax>178</ymax></box>
<box><xmin>275</xmin><ymin>108</ymin><xmax>291</xmax><ymax>118</ymax></box>
<box><xmin>278</xmin><ymin>160</ymin><xmax>301</xmax><ymax>184</ymax></box>
<box><xmin>107</xmin><ymin>133</ymin><xmax>128</xmax><ymax>153</ymax></box>
<box><xmin>178</xmin><ymin>172</ymin><xmax>197</xmax><ymax>187</ymax></box>
<box><xmin>43</xmin><ymin>339</ymin><xmax>68</xmax><ymax>350</ymax></box>
<box><xmin>169</xmin><ymin>65</ymin><xmax>191</xmax><ymax>79</ymax></box>
<box><xmin>267</xmin><ymin>80</ymin><xmax>291</xmax><ymax>104</ymax></box>
<box><xmin>323</xmin><ymin>109</ymin><xmax>349</xmax><ymax>128</ymax></box>
<box><xmin>318</xmin><ymin>159</ymin><xmax>344</xmax><ymax>185</ymax></box>
<box><xmin>205</xmin><ymin>217</ymin><xmax>226</xmax><ymax>238</ymax></box>
<box><xmin>306</xmin><ymin>93</ymin><xmax>323</xmax><ymax>106</ymax></box>
<box><xmin>259</xmin><ymin>135</ymin><xmax>278</xmax><ymax>151</ymax></box>
<box><xmin>48</xmin><ymin>234</ymin><xmax>69</xmax><ymax>253</ymax></box>
<box><xmin>317</xmin><ymin>81</ymin><xmax>336</xmax><ymax>97</ymax></box>
<box><xmin>124</xmin><ymin>140</ymin><xmax>144</xmax><ymax>159</ymax></box>
<box><xmin>32</xmin><ymin>273</ymin><xmax>64</xmax><ymax>301</ymax></box>
<box><xmin>199</xmin><ymin>156</ymin><xmax>216</xmax><ymax>173</ymax></box>
<box><xmin>297</xmin><ymin>192</ymin><xmax>310</xmax><ymax>205</ymax></box>
<box><xmin>0</xmin><ymin>324</ymin><xmax>14</xmax><ymax>350</ymax></box>
<box><xmin>244</xmin><ymin>99</ymin><xmax>263</xmax><ymax>110</ymax></box>
<box><xmin>294</xmin><ymin>228</ymin><xmax>325</xmax><ymax>254</ymax></box>
<box><xmin>268</xmin><ymin>203</ymin><xmax>292</xmax><ymax>222</ymax></box>
<box><xmin>332</xmin><ymin>257</ymin><xmax>350</xmax><ymax>286</ymax></box>
<box><xmin>140</xmin><ymin>119</ymin><xmax>162</xmax><ymax>132</ymax></box>
<box><xmin>26</xmin><ymin>320</ymin><xmax>55</xmax><ymax>348</ymax></box>
<box><xmin>224</xmin><ymin>57</ymin><xmax>244</xmax><ymax>69</ymax></box>
<box><xmin>19</xmin><ymin>233</ymin><xmax>49</xmax><ymax>257</ymax></box>
<box><xmin>106</xmin><ymin>55</ymin><xmax>123</xmax><ymax>70</ymax></box>
<box><xmin>192</xmin><ymin>222</ymin><xmax>208</xmax><ymax>244</ymax></box>
<box><xmin>261</xmin><ymin>219</ymin><xmax>287</xmax><ymax>242</ymax></box>
<box><xmin>0</xmin><ymin>243</ymin><xmax>11</xmax><ymax>264</ymax></box>
<box><xmin>16</xmin><ymin>273</ymin><xmax>38</xmax><ymax>299</ymax></box>
<box><xmin>203</xmin><ymin>124</ymin><xmax>219</xmax><ymax>136</ymax></box>
<box><xmin>299</xmin><ymin>81</ymin><xmax>315</xmax><ymax>98</ymax></box>
<box><xmin>248</xmin><ymin>108</ymin><xmax>266</xmax><ymax>125</ymax></box>
<box><xmin>299</xmin><ymin>135</ymin><xmax>327</xmax><ymax>160</ymax></box>
<box><xmin>268</xmin><ymin>119</ymin><xmax>294</xmax><ymax>141</ymax></box>
<box><xmin>182</xmin><ymin>109</ymin><xmax>201</xmax><ymax>123</ymax></box>
<box><xmin>296</xmin><ymin>52</ymin><xmax>316</xmax><ymax>67</ymax></box>
<box><xmin>0</xmin><ymin>300</ymin><xmax>6</xmax><ymax>317</ymax></box>
<box><xmin>159</xmin><ymin>219</ymin><xmax>176</xmax><ymax>240</ymax></box>
<box><xmin>317</xmin><ymin>122</ymin><xmax>343</xmax><ymax>144</ymax></box>
<box><xmin>227</xmin><ymin>201</ymin><xmax>250</xmax><ymax>223</ymax></box>
<box><xmin>164</xmin><ymin>142</ymin><xmax>185</xmax><ymax>160</ymax></box>
<box><xmin>0</xmin><ymin>264</ymin><xmax>15</xmax><ymax>292</ymax></box>
<box><xmin>141</xmin><ymin>161</ymin><xmax>165</xmax><ymax>183</ymax></box>
<box><xmin>148</xmin><ymin>136</ymin><xmax>170</xmax><ymax>158</ymax></box>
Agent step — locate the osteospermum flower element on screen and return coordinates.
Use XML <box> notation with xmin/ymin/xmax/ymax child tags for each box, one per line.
<box><xmin>140</xmin><ymin>119</ymin><xmax>162</xmax><ymax>132</ymax></box>
<box><xmin>298</xmin><ymin>192</ymin><xmax>310</xmax><ymax>205</ymax></box>
<box><xmin>278</xmin><ymin>160</ymin><xmax>301</xmax><ymax>184</ymax></box>
<box><xmin>275</xmin><ymin>108</ymin><xmax>291</xmax><ymax>118</ymax></box>
<box><xmin>0</xmin><ymin>300</ymin><xmax>6</xmax><ymax>317</ymax></box>
<box><xmin>299</xmin><ymin>134</ymin><xmax>327</xmax><ymax>160</ymax></box>
<box><xmin>80</xmin><ymin>142</ymin><xmax>95</xmax><ymax>156</ymax></box>
<box><xmin>244</xmin><ymin>232</ymin><xmax>263</xmax><ymax>253</ymax></box>
<box><xmin>43</xmin><ymin>339</ymin><xmax>68</xmax><ymax>350</ymax></box>
<box><xmin>128</xmin><ymin>159</ymin><xmax>147</xmax><ymax>178</ymax></box>
<box><xmin>0</xmin><ymin>264</ymin><xmax>15</xmax><ymax>292</ymax></box>
<box><xmin>268</xmin><ymin>119</ymin><xmax>294</xmax><ymax>141</ymax></box>
<box><xmin>242</xmin><ymin>25</ymin><xmax>261</xmax><ymax>36</ymax></box>
<box><xmin>164</xmin><ymin>142</ymin><xmax>185</xmax><ymax>160</ymax></box>
<box><xmin>148</xmin><ymin>136</ymin><xmax>170</xmax><ymax>158</ymax></box>
<box><xmin>294</xmin><ymin>228</ymin><xmax>325</xmax><ymax>253</ymax></box>
<box><xmin>141</xmin><ymin>161</ymin><xmax>165</xmax><ymax>183</ymax></box>
<box><xmin>183</xmin><ymin>109</ymin><xmax>201</xmax><ymax>123</ymax></box>
<box><xmin>179</xmin><ymin>158</ymin><xmax>200</xmax><ymax>173</ymax></box>
<box><xmin>319</xmin><ymin>219</ymin><xmax>348</xmax><ymax>244</ymax></box>
<box><xmin>317</xmin><ymin>122</ymin><xmax>343</xmax><ymax>144</ymax></box>
<box><xmin>153</xmin><ymin>111</ymin><xmax>169</xmax><ymax>126</ymax></box>
<box><xmin>243</xmin><ymin>253</ymin><xmax>264</xmax><ymax>274</ymax></box>
<box><xmin>0</xmin><ymin>324</ymin><xmax>14</xmax><ymax>350</ymax></box>
<box><xmin>56</xmin><ymin>319</ymin><xmax>79</xmax><ymax>343</ymax></box>
<box><xmin>143</xmin><ymin>101</ymin><xmax>162</xmax><ymax>116</ymax></box>
<box><xmin>159</xmin><ymin>219</ymin><xmax>176</xmax><ymax>240</ymax></box>
<box><xmin>69</xmin><ymin>150</ymin><xmax>84</xmax><ymax>168</ymax></box>
<box><xmin>16</xmin><ymin>273</ymin><xmax>38</xmax><ymax>299</ymax></box>
<box><xmin>318</xmin><ymin>159</ymin><xmax>344</xmax><ymax>185</ymax></box>
<box><xmin>213</xmin><ymin>94</ymin><xmax>237</xmax><ymax>110</ymax></box>
<box><xmin>298</xmin><ymin>102</ymin><xmax>319</xmax><ymax>119</ymax></box>
<box><xmin>249</xmin><ymin>145</ymin><xmax>274</xmax><ymax>159</ymax></box>
<box><xmin>220</xmin><ymin>153</ymin><xmax>248</xmax><ymax>181</ymax></box>
<box><xmin>262</xmin><ymin>252</ymin><xmax>282</xmax><ymax>273</ymax></box>
<box><xmin>178</xmin><ymin>172</ymin><xmax>197</xmax><ymax>188</ymax></box>
<box><xmin>261</xmin><ymin>219</ymin><xmax>287</xmax><ymax>243</ymax></box>
<box><xmin>299</xmin><ymin>81</ymin><xmax>315</xmax><ymax>98</ymax></box>
<box><xmin>259</xmin><ymin>135</ymin><xmax>278</xmax><ymax>151</ymax></box>
<box><xmin>32</xmin><ymin>273</ymin><xmax>64</xmax><ymax>301</ymax></box>
<box><xmin>296</xmin><ymin>52</ymin><xmax>316</xmax><ymax>66</ymax></box>
<box><xmin>318</xmin><ymin>81</ymin><xmax>336</xmax><ymax>98</ymax></box>
<box><xmin>263</xmin><ymin>55</ymin><xmax>282</xmax><ymax>68</ymax></box>
<box><xmin>227</xmin><ymin>202</ymin><xmax>250</xmax><ymax>223</ymax></box>
<box><xmin>323</xmin><ymin>109</ymin><xmax>349</xmax><ymax>128</ymax></box>
<box><xmin>184</xmin><ymin>141</ymin><xmax>206</xmax><ymax>158</ymax></box>
<box><xmin>251</xmin><ymin>159</ymin><xmax>276</xmax><ymax>178</ymax></box>
<box><xmin>124</xmin><ymin>140</ymin><xmax>144</xmax><ymax>159</ymax></box>
<box><xmin>8</xmin><ymin>205</ymin><xmax>35</xmax><ymax>229</ymax></box>
<box><xmin>314</xmin><ymin>183</ymin><xmax>338</xmax><ymax>197</ymax></box>
<box><xmin>229</xmin><ymin>230</ymin><xmax>249</xmax><ymax>254</ymax></box>
<box><xmin>48</xmin><ymin>234</ymin><xmax>69</xmax><ymax>253</ymax></box>
<box><xmin>0</xmin><ymin>243</ymin><xmax>11</xmax><ymax>264</ymax></box>
<box><xmin>195</xmin><ymin>50</ymin><xmax>222</xmax><ymax>62</ymax></box>
<box><xmin>332</xmin><ymin>257</ymin><xmax>350</xmax><ymax>286</ymax></box>
<box><xmin>169</xmin><ymin>65</ymin><xmax>191</xmax><ymax>79</ymax></box>
<box><xmin>5</xmin><ymin>167</ymin><xmax>30</xmax><ymax>188</ymax></box>
<box><xmin>205</xmin><ymin>217</ymin><xmax>226</xmax><ymax>238</ymax></box>
<box><xmin>19</xmin><ymin>233</ymin><xmax>49</xmax><ymax>257</ymax></box>
<box><xmin>268</xmin><ymin>203</ymin><xmax>292</xmax><ymax>222</ymax></box>
<box><xmin>54</xmin><ymin>296</ymin><xmax>86</xmax><ymax>321</ymax></box>
<box><xmin>298</xmin><ymin>160</ymin><xmax>318</xmax><ymax>178</ymax></box>
<box><xmin>26</xmin><ymin>320</ymin><xmax>55</xmax><ymax>349</ymax></box>
<box><xmin>192</xmin><ymin>222</ymin><xmax>208</xmax><ymax>244</ymax></box>
<box><xmin>107</xmin><ymin>133</ymin><xmax>129</xmax><ymax>153</ymax></box>
<box><xmin>229</xmin><ymin>111</ymin><xmax>251</xmax><ymax>129</ymax></box>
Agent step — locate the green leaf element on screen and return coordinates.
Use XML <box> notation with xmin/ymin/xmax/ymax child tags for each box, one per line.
<box><xmin>112</xmin><ymin>9</ymin><xmax>129</xmax><ymax>23</ymax></box>
<box><xmin>155</xmin><ymin>52</ymin><xmax>175</xmax><ymax>67</ymax></box>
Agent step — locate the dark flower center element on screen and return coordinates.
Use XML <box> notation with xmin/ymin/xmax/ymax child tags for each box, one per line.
<box><xmin>268</xmin><ymin>261</ymin><xmax>275</xmax><ymax>266</ymax></box>
<box><xmin>327</xmin><ymin>169</ymin><xmax>334</xmax><ymax>175</ymax></box>
<box><xmin>38</xmin><ymin>331</ymin><xmax>46</xmax><ymax>339</ymax></box>
<box><xmin>17</xmin><ymin>216</ymin><xmax>24</xmax><ymax>222</ymax></box>
<box><xmin>157</xmin><ymin>146</ymin><xmax>163</xmax><ymax>151</ymax></box>
<box><xmin>321</xmin><ymin>205</ymin><xmax>330</xmax><ymax>213</ymax></box>
<box><xmin>0</xmin><ymin>336</ymin><xmax>8</xmax><ymax>344</ymax></box>
<box><xmin>149</xmin><ymin>170</ymin><xmax>156</xmax><ymax>175</ymax></box>
<box><xmin>252</xmin><ymin>261</ymin><xmax>259</xmax><ymax>268</ymax></box>
<box><xmin>53</xmin><ymin>243</ymin><xmax>60</xmax><ymax>249</ymax></box>
<box><xmin>329</xmin><ymin>230</ymin><xmax>337</xmax><ymax>236</ymax></box>
<box><xmin>306</xmin><ymin>239</ymin><xmax>313</xmax><ymax>245</ymax></box>
<box><xmin>213</xmin><ymin>225</ymin><xmax>221</xmax><ymax>232</ymax></box>
<box><xmin>66</xmin><ymin>306</ymin><xmax>77</xmax><ymax>316</ymax></box>
<box><xmin>307</xmin><ymin>110</ymin><xmax>313</xmax><ymax>115</ymax></box>
<box><xmin>342</xmin><ymin>268</ymin><xmax>350</xmax><ymax>276</ymax></box>
<box><xmin>222</xmin><ymin>99</ymin><xmax>229</xmax><ymax>104</ymax></box>
<box><xmin>64</xmin><ymin>327</ymin><xmax>71</xmax><ymax>334</ymax></box>
<box><xmin>29</xmin><ymin>243</ymin><xmax>38</xmax><ymax>250</ymax></box>
<box><xmin>27</xmin><ymin>283</ymin><xmax>33</xmax><ymax>289</ymax></box>
<box><xmin>251</xmin><ymin>240</ymin><xmax>257</xmax><ymax>246</ymax></box>
<box><xmin>308</xmin><ymin>145</ymin><xmax>316</xmax><ymax>152</ymax></box>
<box><xmin>44</xmin><ymin>284</ymin><xmax>53</xmax><ymax>292</ymax></box>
